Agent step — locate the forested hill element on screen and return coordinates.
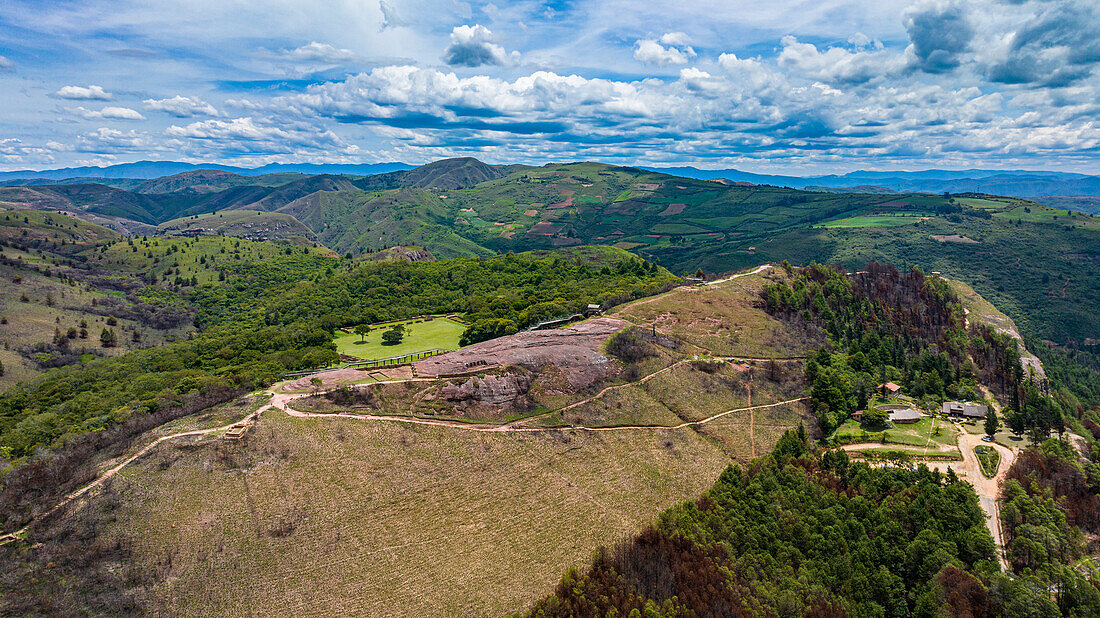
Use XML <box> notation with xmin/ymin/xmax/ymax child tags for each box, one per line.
<box><xmin>518</xmin><ymin>432</ymin><xmax>1099</xmax><ymax>617</ymax></box>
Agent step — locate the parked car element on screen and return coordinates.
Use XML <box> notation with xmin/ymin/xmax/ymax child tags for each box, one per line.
<box><xmin>981</xmin><ymin>435</ymin><xmax>994</xmax><ymax>442</ymax></box>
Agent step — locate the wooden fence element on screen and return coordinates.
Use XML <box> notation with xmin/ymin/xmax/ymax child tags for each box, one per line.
<box><xmin>282</xmin><ymin>348</ymin><xmax>445</xmax><ymax>378</ymax></box>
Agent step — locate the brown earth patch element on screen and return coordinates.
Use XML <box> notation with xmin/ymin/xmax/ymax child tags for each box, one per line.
<box><xmin>523</xmin><ymin>209</ymin><xmax>538</xmax><ymax>216</ymax></box>
<box><xmin>931</xmin><ymin>234</ymin><xmax>979</xmax><ymax>244</ymax></box>
<box><xmin>527</xmin><ymin>222</ymin><xmax>563</xmax><ymax>236</ymax></box>
<box><xmin>659</xmin><ymin>203</ymin><xmax>686</xmax><ymax>216</ymax></box>
<box><xmin>280</xmin><ymin>365</ymin><xmax>414</xmax><ymax>392</ymax></box>
<box><xmin>547</xmin><ymin>196</ymin><xmax>575</xmax><ymax>209</ymax></box>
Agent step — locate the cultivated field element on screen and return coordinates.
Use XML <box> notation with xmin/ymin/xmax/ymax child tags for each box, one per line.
<box><xmin>818</xmin><ymin>214</ymin><xmax>930</xmax><ymax>228</ymax></box>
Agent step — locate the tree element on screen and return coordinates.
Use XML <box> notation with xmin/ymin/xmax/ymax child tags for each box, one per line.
<box><xmin>353</xmin><ymin>324</ymin><xmax>371</xmax><ymax>342</ymax></box>
<box><xmin>309</xmin><ymin>376</ymin><xmax>323</xmax><ymax>394</ymax></box>
<box><xmin>862</xmin><ymin>407</ymin><xmax>889</xmax><ymax>427</ymax></box>
<box><xmin>100</xmin><ymin>328</ymin><xmax>117</xmax><ymax>348</ymax></box>
<box><xmin>381</xmin><ymin>325</ymin><xmax>405</xmax><ymax>345</ymax></box>
<box><xmin>984</xmin><ymin>409</ymin><xmax>1000</xmax><ymax>438</ymax></box>
<box><xmin>460</xmin><ymin>318</ymin><xmax>518</xmax><ymax>346</ymax></box>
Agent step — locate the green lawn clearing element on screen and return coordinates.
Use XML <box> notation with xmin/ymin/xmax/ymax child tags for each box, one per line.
<box><xmin>833</xmin><ymin>415</ymin><xmax>958</xmax><ymax>450</ymax></box>
<box><xmin>334</xmin><ymin>316</ymin><xmax>467</xmax><ymax>361</ymax></box>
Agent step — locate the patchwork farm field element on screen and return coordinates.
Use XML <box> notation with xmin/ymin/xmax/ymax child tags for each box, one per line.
<box><xmin>333</xmin><ymin>315</ymin><xmax>467</xmax><ymax>360</ymax></box>
<box><xmin>957</xmin><ymin>195</ymin><xmax>1095</xmax><ymax>227</ymax></box>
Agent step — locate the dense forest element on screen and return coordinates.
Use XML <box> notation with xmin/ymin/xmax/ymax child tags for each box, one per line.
<box><xmin>0</xmin><ymin>245</ymin><xmax>674</xmax><ymax>529</ymax></box>
<box><xmin>519</xmin><ymin>431</ymin><xmax>1100</xmax><ymax>617</ymax></box>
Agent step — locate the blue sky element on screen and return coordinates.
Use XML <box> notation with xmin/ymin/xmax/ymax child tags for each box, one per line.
<box><xmin>1</xmin><ymin>0</ymin><xmax>1099</xmax><ymax>173</ymax></box>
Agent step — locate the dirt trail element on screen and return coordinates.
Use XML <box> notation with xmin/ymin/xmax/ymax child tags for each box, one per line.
<box><xmin>0</xmin><ymin>405</ymin><xmax>269</xmax><ymax>546</ymax></box>
<box><xmin>956</xmin><ymin>428</ymin><xmax>1015</xmax><ymax>570</ymax></box>
<box><xmin>274</xmin><ymin>390</ymin><xmax>807</xmax><ymax>434</ymax></box>
<box><xmin>1</xmin><ymin>269</ymin><xmax>788</xmax><ymax>544</ymax></box>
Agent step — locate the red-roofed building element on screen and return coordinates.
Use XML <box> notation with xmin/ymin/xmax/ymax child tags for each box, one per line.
<box><xmin>879</xmin><ymin>382</ymin><xmax>902</xmax><ymax>395</ymax></box>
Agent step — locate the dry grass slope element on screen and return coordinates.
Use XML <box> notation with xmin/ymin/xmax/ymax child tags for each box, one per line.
<box><xmin>115</xmin><ymin>411</ymin><xmax>730</xmax><ymax>617</ymax></box>
<box><xmin>611</xmin><ymin>271</ymin><xmax>821</xmax><ymax>358</ymax></box>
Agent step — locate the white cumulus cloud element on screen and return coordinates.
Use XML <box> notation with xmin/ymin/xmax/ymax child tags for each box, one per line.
<box><xmin>443</xmin><ymin>24</ymin><xmax>517</xmax><ymax>67</ymax></box>
<box><xmin>70</xmin><ymin>106</ymin><xmax>145</xmax><ymax>120</ymax></box>
<box><xmin>278</xmin><ymin>41</ymin><xmax>358</xmax><ymax>64</ymax></box>
<box><xmin>778</xmin><ymin>36</ymin><xmax>904</xmax><ymax>84</ymax></box>
<box><xmin>634</xmin><ymin>34</ymin><xmax>697</xmax><ymax>66</ymax></box>
<box><xmin>143</xmin><ymin>95</ymin><xmax>219</xmax><ymax>117</ymax></box>
<box><xmin>55</xmin><ymin>85</ymin><xmax>112</xmax><ymax>100</ymax></box>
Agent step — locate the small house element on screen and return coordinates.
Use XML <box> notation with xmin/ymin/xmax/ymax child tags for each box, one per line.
<box><xmin>943</xmin><ymin>401</ymin><xmax>988</xmax><ymax>420</ymax></box>
<box><xmin>585</xmin><ymin>304</ymin><xmax>602</xmax><ymax>316</ymax></box>
<box><xmin>879</xmin><ymin>382</ymin><xmax>902</xmax><ymax>395</ymax></box>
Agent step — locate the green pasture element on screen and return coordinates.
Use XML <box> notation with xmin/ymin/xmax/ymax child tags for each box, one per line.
<box><xmin>833</xmin><ymin>415</ymin><xmax>958</xmax><ymax>449</ymax></box>
<box><xmin>334</xmin><ymin>315</ymin><xmax>467</xmax><ymax>361</ymax></box>
<box><xmin>819</xmin><ymin>215</ymin><xmax>931</xmax><ymax>229</ymax></box>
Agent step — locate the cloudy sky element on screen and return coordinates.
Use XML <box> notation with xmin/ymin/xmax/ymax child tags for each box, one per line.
<box><xmin>1</xmin><ymin>0</ymin><xmax>1099</xmax><ymax>173</ymax></box>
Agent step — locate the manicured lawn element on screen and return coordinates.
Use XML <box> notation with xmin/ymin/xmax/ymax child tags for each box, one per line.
<box><xmin>833</xmin><ymin>415</ymin><xmax>958</xmax><ymax>449</ymax></box>
<box><xmin>960</xmin><ymin>421</ymin><xmax>1028</xmax><ymax>449</ymax></box>
<box><xmin>334</xmin><ymin>316</ymin><xmax>467</xmax><ymax>361</ymax></box>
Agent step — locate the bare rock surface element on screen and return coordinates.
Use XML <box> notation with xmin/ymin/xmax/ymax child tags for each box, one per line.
<box><xmin>440</xmin><ymin>374</ymin><xmax>533</xmax><ymax>404</ymax></box>
<box><xmin>415</xmin><ymin>317</ymin><xmax>626</xmax><ymax>389</ymax></box>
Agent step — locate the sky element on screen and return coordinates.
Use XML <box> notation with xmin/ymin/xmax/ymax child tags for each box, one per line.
<box><xmin>1</xmin><ymin>0</ymin><xmax>1100</xmax><ymax>174</ymax></box>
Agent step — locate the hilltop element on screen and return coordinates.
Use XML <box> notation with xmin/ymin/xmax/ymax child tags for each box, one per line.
<box><xmin>3</xmin><ymin>258</ymin><xmax>1094</xmax><ymax>616</ymax></box>
<box><xmin>0</xmin><ymin>262</ymin><xmax>822</xmax><ymax>615</ymax></box>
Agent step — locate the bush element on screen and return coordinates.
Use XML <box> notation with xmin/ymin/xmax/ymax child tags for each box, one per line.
<box><xmin>459</xmin><ymin>318</ymin><xmax>518</xmax><ymax>346</ymax></box>
<box><xmin>606</xmin><ymin>328</ymin><xmax>661</xmax><ymax>365</ymax></box>
<box><xmin>380</xmin><ymin>325</ymin><xmax>405</xmax><ymax>345</ymax></box>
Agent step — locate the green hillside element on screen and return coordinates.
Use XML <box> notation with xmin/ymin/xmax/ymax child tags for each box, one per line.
<box><xmin>1</xmin><ymin>159</ymin><xmax>1098</xmax><ymax>347</ymax></box>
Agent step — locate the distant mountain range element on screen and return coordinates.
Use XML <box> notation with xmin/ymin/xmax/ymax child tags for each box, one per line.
<box><xmin>4</xmin><ymin>159</ymin><xmax>1100</xmax><ymax>201</ymax></box>
<box><xmin>642</xmin><ymin>166</ymin><xmax>1100</xmax><ymax>198</ymax></box>
<box><xmin>0</xmin><ymin>160</ymin><xmax>414</xmax><ymax>182</ymax></box>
